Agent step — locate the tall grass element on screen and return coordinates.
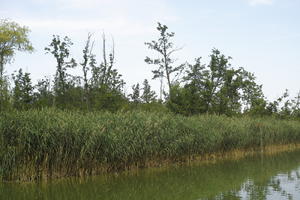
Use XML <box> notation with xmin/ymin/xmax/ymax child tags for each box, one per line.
<box><xmin>1</xmin><ymin>109</ymin><xmax>300</xmax><ymax>181</ymax></box>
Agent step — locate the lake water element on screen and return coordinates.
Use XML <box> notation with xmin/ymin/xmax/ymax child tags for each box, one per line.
<box><xmin>1</xmin><ymin>149</ymin><xmax>300</xmax><ymax>200</ymax></box>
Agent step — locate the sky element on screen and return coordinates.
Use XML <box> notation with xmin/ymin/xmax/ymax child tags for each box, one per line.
<box><xmin>1</xmin><ymin>0</ymin><xmax>300</xmax><ymax>100</ymax></box>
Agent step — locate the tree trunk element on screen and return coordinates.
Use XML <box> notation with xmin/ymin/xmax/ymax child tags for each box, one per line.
<box><xmin>163</xmin><ymin>41</ymin><xmax>172</xmax><ymax>99</ymax></box>
<box><xmin>0</xmin><ymin>54</ymin><xmax>4</xmax><ymax>79</ymax></box>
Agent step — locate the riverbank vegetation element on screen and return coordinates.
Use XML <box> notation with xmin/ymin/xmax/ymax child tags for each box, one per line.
<box><xmin>1</xmin><ymin>109</ymin><xmax>300</xmax><ymax>181</ymax></box>
<box><xmin>1</xmin><ymin>19</ymin><xmax>300</xmax><ymax>181</ymax></box>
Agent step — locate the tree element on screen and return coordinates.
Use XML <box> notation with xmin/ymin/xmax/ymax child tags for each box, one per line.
<box><xmin>0</xmin><ymin>19</ymin><xmax>33</xmax><ymax>79</ymax></box>
<box><xmin>80</xmin><ymin>33</ymin><xmax>94</xmax><ymax>110</ymax></box>
<box><xmin>145</xmin><ymin>22</ymin><xmax>184</xmax><ymax>100</ymax></box>
<box><xmin>12</xmin><ymin>68</ymin><xmax>34</xmax><ymax>110</ymax></box>
<box><xmin>167</xmin><ymin>84</ymin><xmax>196</xmax><ymax>115</ymax></box>
<box><xmin>129</xmin><ymin>83</ymin><xmax>141</xmax><ymax>103</ymax></box>
<box><xmin>291</xmin><ymin>91</ymin><xmax>300</xmax><ymax>118</ymax></box>
<box><xmin>181</xmin><ymin>50</ymin><xmax>233</xmax><ymax>114</ymax></box>
<box><xmin>87</xmin><ymin>33</ymin><xmax>126</xmax><ymax>111</ymax></box>
<box><xmin>0</xmin><ymin>76</ymin><xmax>11</xmax><ymax>111</ymax></box>
<box><xmin>182</xmin><ymin>57</ymin><xmax>207</xmax><ymax>114</ymax></box>
<box><xmin>240</xmin><ymin>70</ymin><xmax>266</xmax><ymax>116</ymax></box>
<box><xmin>45</xmin><ymin>35</ymin><xmax>76</xmax><ymax>106</ymax></box>
<box><xmin>33</xmin><ymin>77</ymin><xmax>53</xmax><ymax>108</ymax></box>
<box><xmin>266</xmin><ymin>89</ymin><xmax>294</xmax><ymax>118</ymax></box>
<box><xmin>90</xmin><ymin>33</ymin><xmax>125</xmax><ymax>91</ymax></box>
<box><xmin>177</xmin><ymin>49</ymin><xmax>264</xmax><ymax>116</ymax></box>
<box><xmin>141</xmin><ymin>79</ymin><xmax>156</xmax><ymax>103</ymax></box>
<box><xmin>205</xmin><ymin>49</ymin><xmax>232</xmax><ymax>113</ymax></box>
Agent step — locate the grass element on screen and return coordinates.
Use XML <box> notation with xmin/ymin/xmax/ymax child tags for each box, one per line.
<box><xmin>1</xmin><ymin>109</ymin><xmax>300</xmax><ymax>181</ymax></box>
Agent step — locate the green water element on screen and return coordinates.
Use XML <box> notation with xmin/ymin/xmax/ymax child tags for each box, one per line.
<box><xmin>2</xmin><ymin>150</ymin><xmax>300</xmax><ymax>200</ymax></box>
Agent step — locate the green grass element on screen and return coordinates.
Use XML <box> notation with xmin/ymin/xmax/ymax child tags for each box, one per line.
<box><xmin>1</xmin><ymin>109</ymin><xmax>300</xmax><ymax>181</ymax></box>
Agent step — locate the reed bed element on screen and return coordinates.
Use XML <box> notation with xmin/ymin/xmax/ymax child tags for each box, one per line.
<box><xmin>1</xmin><ymin>109</ymin><xmax>300</xmax><ymax>181</ymax></box>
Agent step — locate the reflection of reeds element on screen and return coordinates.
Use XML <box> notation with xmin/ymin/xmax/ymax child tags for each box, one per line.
<box><xmin>1</xmin><ymin>109</ymin><xmax>300</xmax><ymax>181</ymax></box>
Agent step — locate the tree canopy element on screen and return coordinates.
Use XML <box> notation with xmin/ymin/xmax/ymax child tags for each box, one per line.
<box><xmin>0</xmin><ymin>20</ymin><xmax>299</xmax><ymax>119</ymax></box>
<box><xmin>145</xmin><ymin>23</ymin><xmax>184</xmax><ymax>100</ymax></box>
<box><xmin>0</xmin><ymin>19</ymin><xmax>33</xmax><ymax>78</ymax></box>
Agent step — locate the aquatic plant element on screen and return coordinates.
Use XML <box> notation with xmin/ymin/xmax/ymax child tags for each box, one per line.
<box><xmin>1</xmin><ymin>109</ymin><xmax>300</xmax><ymax>181</ymax></box>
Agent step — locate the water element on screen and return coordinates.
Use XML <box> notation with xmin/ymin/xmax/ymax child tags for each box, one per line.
<box><xmin>1</xmin><ymin>150</ymin><xmax>300</xmax><ymax>200</ymax></box>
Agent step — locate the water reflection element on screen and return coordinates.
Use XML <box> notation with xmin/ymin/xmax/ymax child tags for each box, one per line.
<box><xmin>1</xmin><ymin>150</ymin><xmax>300</xmax><ymax>200</ymax></box>
<box><xmin>212</xmin><ymin>167</ymin><xmax>300</xmax><ymax>200</ymax></box>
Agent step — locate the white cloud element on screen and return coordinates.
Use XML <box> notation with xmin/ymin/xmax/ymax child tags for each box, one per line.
<box><xmin>0</xmin><ymin>10</ymin><xmax>9</xmax><ymax>15</ymax></box>
<box><xmin>55</xmin><ymin>0</ymin><xmax>111</xmax><ymax>9</ymax></box>
<box><xmin>20</xmin><ymin>0</ymin><xmax>179</xmax><ymax>35</ymax></box>
<box><xmin>248</xmin><ymin>0</ymin><xmax>273</xmax><ymax>6</ymax></box>
<box><xmin>18</xmin><ymin>18</ymin><xmax>152</xmax><ymax>37</ymax></box>
<box><xmin>30</xmin><ymin>0</ymin><xmax>109</xmax><ymax>7</ymax></box>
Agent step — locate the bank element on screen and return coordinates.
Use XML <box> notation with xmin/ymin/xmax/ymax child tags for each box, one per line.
<box><xmin>1</xmin><ymin>109</ymin><xmax>300</xmax><ymax>182</ymax></box>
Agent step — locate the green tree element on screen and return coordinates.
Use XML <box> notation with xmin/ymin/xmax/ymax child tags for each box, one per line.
<box><xmin>241</xmin><ymin>70</ymin><xmax>267</xmax><ymax>116</ymax></box>
<box><xmin>268</xmin><ymin>89</ymin><xmax>294</xmax><ymax>118</ymax></box>
<box><xmin>90</xmin><ymin>34</ymin><xmax>125</xmax><ymax>91</ymax></box>
<box><xmin>129</xmin><ymin>83</ymin><xmax>141</xmax><ymax>103</ymax></box>
<box><xmin>12</xmin><ymin>68</ymin><xmax>33</xmax><ymax>110</ymax></box>
<box><xmin>141</xmin><ymin>79</ymin><xmax>156</xmax><ymax>103</ymax></box>
<box><xmin>80</xmin><ymin>33</ymin><xmax>94</xmax><ymax>110</ymax></box>
<box><xmin>263</xmin><ymin>89</ymin><xmax>291</xmax><ymax>117</ymax></box>
<box><xmin>33</xmin><ymin>77</ymin><xmax>54</xmax><ymax>108</ymax></box>
<box><xmin>181</xmin><ymin>50</ymin><xmax>233</xmax><ymax>114</ymax></box>
<box><xmin>291</xmin><ymin>92</ymin><xmax>300</xmax><ymax>118</ymax></box>
<box><xmin>176</xmin><ymin>49</ymin><xmax>265</xmax><ymax>116</ymax></box>
<box><xmin>204</xmin><ymin>49</ymin><xmax>232</xmax><ymax>113</ymax></box>
<box><xmin>87</xmin><ymin>33</ymin><xmax>126</xmax><ymax>111</ymax></box>
<box><xmin>45</xmin><ymin>35</ymin><xmax>77</xmax><ymax>107</ymax></box>
<box><xmin>181</xmin><ymin>57</ymin><xmax>207</xmax><ymax>114</ymax></box>
<box><xmin>201</xmin><ymin>49</ymin><xmax>263</xmax><ymax>115</ymax></box>
<box><xmin>145</xmin><ymin>22</ymin><xmax>184</xmax><ymax>100</ymax></box>
<box><xmin>0</xmin><ymin>19</ymin><xmax>33</xmax><ymax>79</ymax></box>
<box><xmin>167</xmin><ymin>84</ymin><xmax>195</xmax><ymax>115</ymax></box>
<box><xmin>0</xmin><ymin>76</ymin><xmax>11</xmax><ymax>111</ymax></box>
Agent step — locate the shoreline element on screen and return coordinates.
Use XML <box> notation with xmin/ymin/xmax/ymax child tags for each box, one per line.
<box><xmin>4</xmin><ymin>143</ymin><xmax>300</xmax><ymax>183</ymax></box>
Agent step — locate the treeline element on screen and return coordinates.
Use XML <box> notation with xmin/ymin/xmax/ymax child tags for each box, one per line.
<box><xmin>0</xmin><ymin>20</ymin><xmax>299</xmax><ymax>118</ymax></box>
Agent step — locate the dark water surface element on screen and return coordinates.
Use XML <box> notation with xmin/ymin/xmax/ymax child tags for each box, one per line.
<box><xmin>2</xmin><ymin>150</ymin><xmax>300</xmax><ymax>200</ymax></box>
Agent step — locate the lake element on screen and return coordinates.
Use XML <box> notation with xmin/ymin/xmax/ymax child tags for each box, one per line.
<box><xmin>1</xmin><ymin>149</ymin><xmax>300</xmax><ymax>200</ymax></box>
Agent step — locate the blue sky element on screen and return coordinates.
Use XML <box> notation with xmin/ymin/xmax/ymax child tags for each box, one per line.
<box><xmin>1</xmin><ymin>0</ymin><xmax>300</xmax><ymax>100</ymax></box>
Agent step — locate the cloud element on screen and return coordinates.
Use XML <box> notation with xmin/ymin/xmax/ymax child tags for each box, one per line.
<box><xmin>54</xmin><ymin>0</ymin><xmax>111</xmax><ymax>9</ymax></box>
<box><xmin>30</xmin><ymin>0</ymin><xmax>109</xmax><ymax>8</ymax></box>
<box><xmin>18</xmin><ymin>18</ymin><xmax>153</xmax><ymax>37</ymax></box>
<box><xmin>248</xmin><ymin>0</ymin><xmax>273</xmax><ymax>6</ymax></box>
<box><xmin>0</xmin><ymin>10</ymin><xmax>9</xmax><ymax>15</ymax></box>
<box><xmin>16</xmin><ymin>0</ymin><xmax>179</xmax><ymax>37</ymax></box>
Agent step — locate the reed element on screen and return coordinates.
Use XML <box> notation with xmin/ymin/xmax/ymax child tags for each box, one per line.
<box><xmin>1</xmin><ymin>109</ymin><xmax>300</xmax><ymax>181</ymax></box>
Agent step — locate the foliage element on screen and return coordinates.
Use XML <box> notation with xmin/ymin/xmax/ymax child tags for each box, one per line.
<box><xmin>12</xmin><ymin>69</ymin><xmax>34</xmax><ymax>110</ymax></box>
<box><xmin>0</xmin><ymin>76</ymin><xmax>11</xmax><ymax>111</ymax></box>
<box><xmin>45</xmin><ymin>35</ymin><xmax>77</xmax><ymax>102</ymax></box>
<box><xmin>168</xmin><ymin>50</ymin><xmax>265</xmax><ymax>116</ymax></box>
<box><xmin>145</xmin><ymin>22</ymin><xmax>184</xmax><ymax>99</ymax></box>
<box><xmin>90</xmin><ymin>34</ymin><xmax>125</xmax><ymax>91</ymax></box>
<box><xmin>1</xmin><ymin>109</ymin><xmax>300</xmax><ymax>181</ymax></box>
<box><xmin>0</xmin><ymin>19</ymin><xmax>33</xmax><ymax>78</ymax></box>
<box><xmin>141</xmin><ymin>79</ymin><xmax>157</xmax><ymax>103</ymax></box>
<box><xmin>42</xmin><ymin>33</ymin><xmax>127</xmax><ymax>111</ymax></box>
<box><xmin>129</xmin><ymin>83</ymin><xmax>141</xmax><ymax>103</ymax></box>
<box><xmin>0</xmin><ymin>22</ymin><xmax>300</xmax><ymax>182</ymax></box>
<box><xmin>33</xmin><ymin>77</ymin><xmax>53</xmax><ymax>108</ymax></box>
